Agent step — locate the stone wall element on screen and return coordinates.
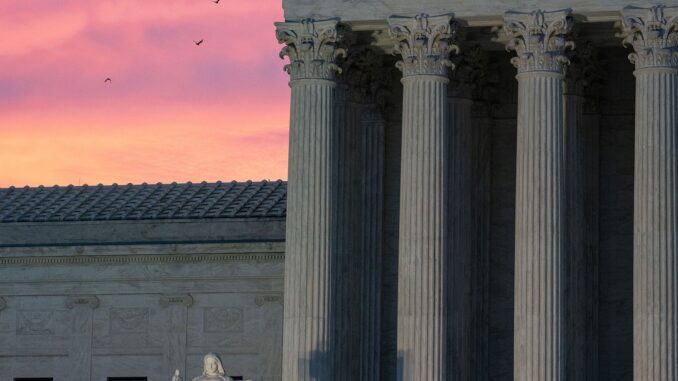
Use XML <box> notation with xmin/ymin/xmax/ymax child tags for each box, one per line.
<box><xmin>0</xmin><ymin>242</ymin><xmax>284</xmax><ymax>381</ymax></box>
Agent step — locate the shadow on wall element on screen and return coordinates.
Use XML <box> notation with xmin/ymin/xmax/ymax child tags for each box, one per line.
<box><xmin>298</xmin><ymin>347</ymin><xmax>329</xmax><ymax>380</ymax></box>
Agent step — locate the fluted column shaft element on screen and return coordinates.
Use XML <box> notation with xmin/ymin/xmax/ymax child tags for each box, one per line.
<box><xmin>283</xmin><ymin>78</ymin><xmax>338</xmax><ymax>380</ymax></box>
<box><xmin>398</xmin><ymin>74</ymin><xmax>449</xmax><ymax>381</ymax></box>
<box><xmin>633</xmin><ymin>65</ymin><xmax>678</xmax><ymax>381</ymax></box>
<box><xmin>514</xmin><ymin>72</ymin><xmax>566</xmax><ymax>380</ymax></box>
<box><xmin>504</xmin><ymin>9</ymin><xmax>573</xmax><ymax>381</ymax></box>
<box><xmin>621</xmin><ymin>6</ymin><xmax>678</xmax><ymax>380</ymax></box>
<box><xmin>356</xmin><ymin>104</ymin><xmax>384</xmax><ymax>381</ymax></box>
<box><xmin>447</xmin><ymin>94</ymin><xmax>473</xmax><ymax>381</ymax></box>
<box><xmin>276</xmin><ymin>19</ymin><xmax>345</xmax><ymax>381</ymax></box>
<box><xmin>389</xmin><ymin>14</ymin><xmax>457</xmax><ymax>381</ymax></box>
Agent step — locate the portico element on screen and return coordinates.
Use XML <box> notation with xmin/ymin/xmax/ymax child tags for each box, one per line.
<box><xmin>277</xmin><ymin>2</ymin><xmax>678</xmax><ymax>380</ymax></box>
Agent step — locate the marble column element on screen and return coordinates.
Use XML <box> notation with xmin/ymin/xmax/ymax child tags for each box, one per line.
<box><xmin>388</xmin><ymin>13</ymin><xmax>458</xmax><ymax>381</ymax></box>
<box><xmin>504</xmin><ymin>9</ymin><xmax>573</xmax><ymax>380</ymax></box>
<box><xmin>564</xmin><ymin>42</ymin><xmax>602</xmax><ymax>381</ymax></box>
<box><xmin>621</xmin><ymin>5</ymin><xmax>678</xmax><ymax>380</ymax></box>
<box><xmin>337</xmin><ymin>46</ymin><xmax>386</xmax><ymax>380</ymax></box>
<box><xmin>65</xmin><ymin>295</ymin><xmax>99</xmax><ymax>381</ymax></box>
<box><xmin>447</xmin><ymin>58</ymin><xmax>474</xmax><ymax>381</ymax></box>
<box><xmin>275</xmin><ymin>18</ymin><xmax>346</xmax><ymax>381</ymax></box>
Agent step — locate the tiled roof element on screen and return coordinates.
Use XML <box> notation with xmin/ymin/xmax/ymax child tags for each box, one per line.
<box><xmin>0</xmin><ymin>180</ymin><xmax>287</xmax><ymax>223</ymax></box>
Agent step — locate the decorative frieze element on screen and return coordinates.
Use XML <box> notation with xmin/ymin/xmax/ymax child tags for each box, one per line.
<box><xmin>275</xmin><ymin>18</ymin><xmax>346</xmax><ymax>81</ymax></box>
<box><xmin>160</xmin><ymin>294</ymin><xmax>194</xmax><ymax>308</ymax></box>
<box><xmin>65</xmin><ymin>295</ymin><xmax>99</xmax><ymax>309</ymax></box>
<box><xmin>620</xmin><ymin>5</ymin><xmax>678</xmax><ymax>69</ymax></box>
<box><xmin>0</xmin><ymin>252</ymin><xmax>284</xmax><ymax>266</ymax></box>
<box><xmin>388</xmin><ymin>13</ymin><xmax>459</xmax><ymax>77</ymax></box>
<box><xmin>504</xmin><ymin>9</ymin><xmax>574</xmax><ymax>73</ymax></box>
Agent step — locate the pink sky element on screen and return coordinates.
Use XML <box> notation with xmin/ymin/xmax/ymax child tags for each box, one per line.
<box><xmin>0</xmin><ymin>0</ymin><xmax>290</xmax><ymax>187</ymax></box>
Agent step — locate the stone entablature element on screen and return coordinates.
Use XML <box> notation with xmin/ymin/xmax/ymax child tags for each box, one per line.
<box><xmin>283</xmin><ymin>0</ymin><xmax>649</xmax><ymax>24</ymax></box>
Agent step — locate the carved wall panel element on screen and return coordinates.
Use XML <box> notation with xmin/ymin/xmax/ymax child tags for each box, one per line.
<box><xmin>203</xmin><ymin>307</ymin><xmax>243</xmax><ymax>333</ymax></box>
<box><xmin>16</xmin><ymin>310</ymin><xmax>55</xmax><ymax>336</ymax></box>
<box><xmin>110</xmin><ymin>308</ymin><xmax>150</xmax><ymax>334</ymax></box>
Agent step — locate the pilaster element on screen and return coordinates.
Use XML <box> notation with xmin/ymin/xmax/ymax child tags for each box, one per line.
<box><xmin>620</xmin><ymin>5</ymin><xmax>678</xmax><ymax>380</ymax></box>
<box><xmin>388</xmin><ymin>13</ymin><xmax>457</xmax><ymax>381</ymax></box>
<box><xmin>504</xmin><ymin>9</ymin><xmax>573</xmax><ymax>380</ymax></box>
<box><xmin>160</xmin><ymin>294</ymin><xmax>193</xmax><ymax>379</ymax></box>
<box><xmin>275</xmin><ymin>18</ymin><xmax>346</xmax><ymax>381</ymax></box>
<box><xmin>65</xmin><ymin>295</ymin><xmax>99</xmax><ymax>381</ymax></box>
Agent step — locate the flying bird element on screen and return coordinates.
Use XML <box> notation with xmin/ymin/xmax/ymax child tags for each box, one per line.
<box><xmin>213</xmin><ymin>0</ymin><xmax>220</xmax><ymax>3</ymax></box>
<box><xmin>194</xmin><ymin>39</ymin><xmax>204</xmax><ymax>46</ymax></box>
<box><xmin>104</xmin><ymin>78</ymin><xmax>111</xmax><ymax>83</ymax></box>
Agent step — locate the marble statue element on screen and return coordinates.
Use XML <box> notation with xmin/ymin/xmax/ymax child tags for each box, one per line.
<box><xmin>172</xmin><ymin>369</ymin><xmax>182</xmax><ymax>381</ymax></box>
<box><xmin>192</xmin><ymin>353</ymin><xmax>233</xmax><ymax>381</ymax></box>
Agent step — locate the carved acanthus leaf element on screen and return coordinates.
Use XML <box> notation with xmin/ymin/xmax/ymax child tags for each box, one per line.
<box><xmin>276</xmin><ymin>18</ymin><xmax>347</xmax><ymax>81</ymax></box>
<box><xmin>388</xmin><ymin>14</ymin><xmax>460</xmax><ymax>77</ymax></box>
<box><xmin>620</xmin><ymin>5</ymin><xmax>678</xmax><ymax>69</ymax></box>
<box><xmin>503</xmin><ymin>9</ymin><xmax>574</xmax><ymax>73</ymax></box>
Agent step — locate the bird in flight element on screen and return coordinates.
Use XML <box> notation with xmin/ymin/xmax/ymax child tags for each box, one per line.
<box><xmin>212</xmin><ymin>0</ymin><xmax>220</xmax><ymax>3</ymax></box>
<box><xmin>104</xmin><ymin>78</ymin><xmax>112</xmax><ymax>83</ymax></box>
<box><xmin>194</xmin><ymin>39</ymin><xmax>204</xmax><ymax>46</ymax></box>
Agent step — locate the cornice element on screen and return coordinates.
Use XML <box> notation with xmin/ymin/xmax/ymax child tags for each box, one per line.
<box><xmin>0</xmin><ymin>252</ymin><xmax>285</xmax><ymax>266</ymax></box>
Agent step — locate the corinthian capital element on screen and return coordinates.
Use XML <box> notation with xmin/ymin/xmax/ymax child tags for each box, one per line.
<box><xmin>620</xmin><ymin>5</ymin><xmax>678</xmax><ymax>69</ymax></box>
<box><xmin>504</xmin><ymin>9</ymin><xmax>574</xmax><ymax>74</ymax></box>
<box><xmin>388</xmin><ymin>13</ymin><xmax>460</xmax><ymax>77</ymax></box>
<box><xmin>275</xmin><ymin>18</ymin><xmax>347</xmax><ymax>81</ymax></box>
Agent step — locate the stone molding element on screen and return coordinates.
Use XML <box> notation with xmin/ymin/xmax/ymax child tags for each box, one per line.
<box><xmin>504</xmin><ymin>9</ymin><xmax>574</xmax><ymax>74</ymax></box>
<box><xmin>254</xmin><ymin>293</ymin><xmax>283</xmax><ymax>306</ymax></box>
<box><xmin>389</xmin><ymin>13</ymin><xmax>459</xmax><ymax>77</ymax></box>
<box><xmin>0</xmin><ymin>296</ymin><xmax>6</xmax><ymax>311</ymax></box>
<box><xmin>620</xmin><ymin>5</ymin><xmax>678</xmax><ymax>69</ymax></box>
<box><xmin>160</xmin><ymin>294</ymin><xmax>194</xmax><ymax>308</ymax></box>
<box><xmin>65</xmin><ymin>295</ymin><xmax>99</xmax><ymax>309</ymax></box>
<box><xmin>275</xmin><ymin>18</ymin><xmax>346</xmax><ymax>81</ymax></box>
<box><xmin>0</xmin><ymin>252</ymin><xmax>284</xmax><ymax>266</ymax></box>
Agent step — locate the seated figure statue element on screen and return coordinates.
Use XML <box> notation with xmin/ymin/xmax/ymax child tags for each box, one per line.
<box><xmin>192</xmin><ymin>353</ymin><xmax>233</xmax><ymax>381</ymax></box>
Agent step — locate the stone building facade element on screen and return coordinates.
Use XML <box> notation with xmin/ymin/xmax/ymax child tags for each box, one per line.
<box><xmin>2</xmin><ymin>2</ymin><xmax>678</xmax><ymax>381</ymax></box>
<box><xmin>276</xmin><ymin>1</ymin><xmax>677</xmax><ymax>381</ymax></box>
<box><xmin>0</xmin><ymin>182</ymin><xmax>286</xmax><ymax>381</ymax></box>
